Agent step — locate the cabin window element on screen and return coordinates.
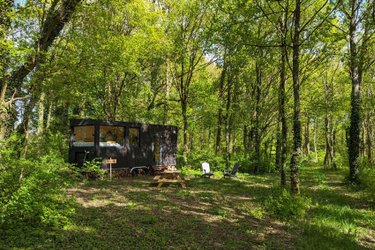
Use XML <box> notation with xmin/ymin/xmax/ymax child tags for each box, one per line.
<box><xmin>73</xmin><ymin>126</ymin><xmax>95</xmax><ymax>147</ymax></box>
<box><xmin>153</xmin><ymin>135</ymin><xmax>162</xmax><ymax>164</ymax></box>
<box><xmin>99</xmin><ymin>126</ymin><xmax>124</xmax><ymax>147</ymax></box>
<box><xmin>129</xmin><ymin>128</ymin><xmax>140</xmax><ymax>146</ymax></box>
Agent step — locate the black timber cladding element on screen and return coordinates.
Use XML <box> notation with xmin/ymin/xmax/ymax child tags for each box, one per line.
<box><xmin>69</xmin><ymin>119</ymin><xmax>178</xmax><ymax>169</ymax></box>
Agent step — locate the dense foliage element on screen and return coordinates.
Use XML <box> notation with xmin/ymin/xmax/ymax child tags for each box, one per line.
<box><xmin>1</xmin><ymin>0</ymin><xmax>374</xmax><ymax>172</ymax></box>
<box><xmin>0</xmin><ymin>133</ymin><xmax>76</xmax><ymax>246</ymax></box>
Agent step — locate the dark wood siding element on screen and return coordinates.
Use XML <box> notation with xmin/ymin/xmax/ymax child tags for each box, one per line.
<box><xmin>69</xmin><ymin>119</ymin><xmax>178</xmax><ymax>169</ymax></box>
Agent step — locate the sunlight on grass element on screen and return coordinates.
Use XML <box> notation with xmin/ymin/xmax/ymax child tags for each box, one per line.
<box><xmin>5</xmin><ymin>162</ymin><xmax>373</xmax><ymax>249</ymax></box>
<box><xmin>211</xmin><ymin>207</ymin><xmax>230</xmax><ymax>217</ymax></box>
<box><xmin>126</xmin><ymin>201</ymin><xmax>138</xmax><ymax>208</ymax></box>
<box><xmin>64</xmin><ymin>224</ymin><xmax>96</xmax><ymax>234</ymax></box>
<box><xmin>297</xmin><ymin>164</ymin><xmax>375</xmax><ymax>249</ymax></box>
<box><xmin>239</xmin><ymin>202</ymin><xmax>265</xmax><ymax>219</ymax></box>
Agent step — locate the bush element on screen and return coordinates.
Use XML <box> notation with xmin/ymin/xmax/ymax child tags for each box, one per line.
<box><xmin>264</xmin><ymin>188</ymin><xmax>312</xmax><ymax>220</ymax></box>
<box><xmin>180</xmin><ymin>166</ymin><xmax>201</xmax><ymax>177</ymax></box>
<box><xmin>236</xmin><ymin>154</ymin><xmax>276</xmax><ymax>174</ymax></box>
<box><xmin>358</xmin><ymin>160</ymin><xmax>375</xmax><ymax>202</ymax></box>
<box><xmin>178</xmin><ymin>150</ymin><xmax>226</xmax><ymax>170</ymax></box>
<box><xmin>236</xmin><ymin>157</ymin><xmax>253</xmax><ymax>173</ymax></box>
<box><xmin>25</xmin><ymin>132</ymin><xmax>69</xmax><ymax>161</ymax></box>
<box><xmin>80</xmin><ymin>158</ymin><xmax>106</xmax><ymax>180</ymax></box>
<box><xmin>0</xmin><ymin>156</ymin><xmax>75</xmax><ymax>229</ymax></box>
<box><xmin>0</xmin><ymin>133</ymin><xmax>76</xmax><ymax>246</ymax></box>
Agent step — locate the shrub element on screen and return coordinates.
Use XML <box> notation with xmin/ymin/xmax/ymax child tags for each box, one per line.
<box><xmin>0</xmin><ymin>133</ymin><xmax>76</xmax><ymax>245</ymax></box>
<box><xmin>180</xmin><ymin>166</ymin><xmax>201</xmax><ymax>177</ymax></box>
<box><xmin>178</xmin><ymin>150</ymin><xmax>226</xmax><ymax>170</ymax></box>
<box><xmin>0</xmin><ymin>155</ymin><xmax>75</xmax><ymax>230</ymax></box>
<box><xmin>358</xmin><ymin>160</ymin><xmax>375</xmax><ymax>202</ymax></box>
<box><xmin>264</xmin><ymin>188</ymin><xmax>312</xmax><ymax>220</ymax></box>
<box><xmin>236</xmin><ymin>157</ymin><xmax>253</xmax><ymax>173</ymax></box>
<box><xmin>80</xmin><ymin>158</ymin><xmax>106</xmax><ymax>180</ymax></box>
<box><xmin>236</xmin><ymin>154</ymin><xmax>276</xmax><ymax>174</ymax></box>
<box><xmin>25</xmin><ymin>132</ymin><xmax>69</xmax><ymax>161</ymax></box>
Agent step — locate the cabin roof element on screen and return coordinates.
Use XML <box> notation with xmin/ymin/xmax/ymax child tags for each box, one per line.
<box><xmin>70</xmin><ymin>119</ymin><xmax>178</xmax><ymax>131</ymax></box>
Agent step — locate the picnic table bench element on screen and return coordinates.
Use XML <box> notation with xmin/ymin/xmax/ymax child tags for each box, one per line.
<box><xmin>153</xmin><ymin>170</ymin><xmax>190</xmax><ymax>188</ymax></box>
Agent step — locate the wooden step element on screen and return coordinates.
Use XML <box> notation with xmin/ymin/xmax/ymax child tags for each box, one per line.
<box><xmin>157</xmin><ymin>179</ymin><xmax>184</xmax><ymax>183</ymax></box>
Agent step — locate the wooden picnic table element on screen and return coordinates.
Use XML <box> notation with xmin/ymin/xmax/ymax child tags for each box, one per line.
<box><xmin>153</xmin><ymin>170</ymin><xmax>189</xmax><ymax>188</ymax></box>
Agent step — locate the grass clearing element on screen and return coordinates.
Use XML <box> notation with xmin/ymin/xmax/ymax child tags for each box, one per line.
<box><xmin>2</xmin><ymin>164</ymin><xmax>374</xmax><ymax>249</ymax></box>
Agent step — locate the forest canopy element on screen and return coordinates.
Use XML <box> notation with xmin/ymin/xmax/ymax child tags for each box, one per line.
<box><xmin>1</xmin><ymin>0</ymin><xmax>374</xmax><ymax>186</ymax></box>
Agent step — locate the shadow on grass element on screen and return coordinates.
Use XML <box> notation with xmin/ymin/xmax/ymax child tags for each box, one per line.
<box><xmin>308</xmin><ymin>187</ymin><xmax>366</xmax><ymax>208</ymax></box>
<box><xmin>2</xmin><ymin>171</ymin><xmax>373</xmax><ymax>250</ymax></box>
<box><xmin>297</xmin><ymin>166</ymin><xmax>375</xmax><ymax>249</ymax></box>
<box><xmin>297</xmin><ymin>221</ymin><xmax>363</xmax><ymax>250</ymax></box>
<box><xmin>51</xmin><ymin>205</ymin><xmax>265</xmax><ymax>249</ymax></box>
<box><xmin>1</xmin><ymin>176</ymin><xmax>292</xmax><ymax>249</ymax></box>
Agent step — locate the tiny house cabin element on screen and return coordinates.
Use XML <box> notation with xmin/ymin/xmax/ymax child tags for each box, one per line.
<box><xmin>68</xmin><ymin>119</ymin><xmax>178</xmax><ymax>169</ymax></box>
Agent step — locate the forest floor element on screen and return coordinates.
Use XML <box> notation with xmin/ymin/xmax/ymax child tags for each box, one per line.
<box><xmin>11</xmin><ymin>164</ymin><xmax>375</xmax><ymax>249</ymax></box>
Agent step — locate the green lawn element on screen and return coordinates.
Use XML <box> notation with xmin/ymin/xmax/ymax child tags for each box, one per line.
<box><xmin>4</xmin><ymin>165</ymin><xmax>375</xmax><ymax>249</ymax></box>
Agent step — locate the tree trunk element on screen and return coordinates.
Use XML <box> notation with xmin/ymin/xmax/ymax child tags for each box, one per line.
<box><xmin>163</xmin><ymin>59</ymin><xmax>171</xmax><ymax>125</ymax></box>
<box><xmin>37</xmin><ymin>92</ymin><xmax>45</xmax><ymax>135</ymax></box>
<box><xmin>331</xmin><ymin>127</ymin><xmax>337</xmax><ymax>170</ymax></box>
<box><xmin>182</xmin><ymin>101</ymin><xmax>188</xmax><ymax>157</ymax></box>
<box><xmin>225</xmin><ymin>73</ymin><xmax>233</xmax><ymax>168</ymax></box>
<box><xmin>215</xmin><ymin>57</ymin><xmax>227</xmax><ymax>155</ymax></box>
<box><xmin>178</xmin><ymin>52</ymin><xmax>190</xmax><ymax>161</ymax></box>
<box><xmin>0</xmin><ymin>76</ymin><xmax>10</xmax><ymax>140</ymax></box>
<box><xmin>365</xmin><ymin>85</ymin><xmax>373</xmax><ymax>163</ymax></box>
<box><xmin>46</xmin><ymin>100</ymin><xmax>53</xmax><ymax>130</ymax></box>
<box><xmin>290</xmin><ymin>0</ymin><xmax>301</xmax><ymax>194</ymax></box>
<box><xmin>244</xmin><ymin>125</ymin><xmax>249</xmax><ymax>154</ymax></box>
<box><xmin>225</xmin><ymin>126</ymin><xmax>231</xmax><ymax>167</ymax></box>
<box><xmin>200</xmin><ymin>127</ymin><xmax>205</xmax><ymax>151</ymax></box>
<box><xmin>348</xmin><ymin>0</ymin><xmax>363</xmax><ymax>183</ymax></box>
<box><xmin>275</xmin><ymin>122</ymin><xmax>281</xmax><ymax>170</ymax></box>
<box><xmin>324</xmin><ymin>114</ymin><xmax>331</xmax><ymax>168</ymax></box>
<box><xmin>313</xmin><ymin>118</ymin><xmax>318</xmax><ymax>162</ymax></box>
<box><xmin>0</xmin><ymin>1</ymin><xmax>14</xmax><ymax>139</ymax></box>
<box><xmin>264</xmin><ymin>139</ymin><xmax>270</xmax><ymax>161</ymax></box>
<box><xmin>189</xmin><ymin>133</ymin><xmax>194</xmax><ymax>152</ymax></box>
<box><xmin>248</xmin><ymin>128</ymin><xmax>255</xmax><ymax>153</ymax></box>
<box><xmin>304</xmin><ymin>117</ymin><xmax>311</xmax><ymax>160</ymax></box>
<box><xmin>360</xmin><ymin>123</ymin><xmax>366</xmax><ymax>158</ymax></box>
<box><xmin>365</xmin><ymin>112</ymin><xmax>372</xmax><ymax>163</ymax></box>
<box><xmin>269</xmin><ymin>138</ymin><xmax>273</xmax><ymax>160</ymax></box>
<box><xmin>278</xmin><ymin>9</ymin><xmax>288</xmax><ymax>186</ymax></box>
<box><xmin>19</xmin><ymin>96</ymin><xmax>38</xmax><ymax>158</ymax></box>
<box><xmin>208</xmin><ymin>128</ymin><xmax>212</xmax><ymax>151</ymax></box>
<box><xmin>323</xmin><ymin>74</ymin><xmax>336</xmax><ymax>169</ymax></box>
<box><xmin>253</xmin><ymin>62</ymin><xmax>262</xmax><ymax>174</ymax></box>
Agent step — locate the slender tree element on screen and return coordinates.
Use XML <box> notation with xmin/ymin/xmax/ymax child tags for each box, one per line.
<box><xmin>290</xmin><ymin>0</ymin><xmax>302</xmax><ymax>194</ymax></box>
<box><xmin>278</xmin><ymin>3</ymin><xmax>289</xmax><ymax>186</ymax></box>
<box><xmin>169</xmin><ymin>0</ymin><xmax>212</xmax><ymax>159</ymax></box>
<box><xmin>342</xmin><ymin>0</ymin><xmax>375</xmax><ymax>182</ymax></box>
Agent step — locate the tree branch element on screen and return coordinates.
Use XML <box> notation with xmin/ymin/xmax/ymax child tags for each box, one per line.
<box><xmin>10</xmin><ymin>0</ymin><xmax>82</xmax><ymax>91</ymax></box>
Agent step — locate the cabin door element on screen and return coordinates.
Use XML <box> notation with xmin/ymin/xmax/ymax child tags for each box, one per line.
<box><xmin>153</xmin><ymin>134</ymin><xmax>162</xmax><ymax>165</ymax></box>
